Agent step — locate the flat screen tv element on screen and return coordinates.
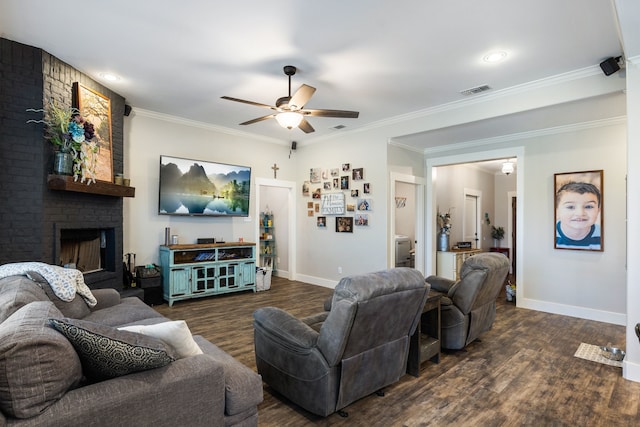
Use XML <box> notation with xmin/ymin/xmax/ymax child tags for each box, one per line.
<box><xmin>158</xmin><ymin>155</ymin><xmax>251</xmax><ymax>217</ymax></box>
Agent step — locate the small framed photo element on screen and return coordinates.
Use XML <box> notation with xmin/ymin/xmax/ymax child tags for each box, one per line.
<box><xmin>341</xmin><ymin>176</ymin><xmax>350</xmax><ymax>190</ymax></box>
<box><xmin>333</xmin><ymin>178</ymin><xmax>340</xmax><ymax>189</ymax></box>
<box><xmin>302</xmin><ymin>181</ymin><xmax>310</xmax><ymax>197</ymax></box>
<box><xmin>352</xmin><ymin>168</ymin><xmax>363</xmax><ymax>180</ymax></box>
<box><xmin>331</xmin><ymin>168</ymin><xmax>340</xmax><ymax>177</ymax></box>
<box><xmin>357</xmin><ymin>198</ymin><xmax>371</xmax><ymax>211</ymax></box>
<box><xmin>307</xmin><ymin>201</ymin><xmax>314</xmax><ymax>209</ymax></box>
<box><xmin>351</xmin><ymin>189</ymin><xmax>359</xmax><ymax>197</ymax></box>
<box><xmin>355</xmin><ymin>214</ymin><xmax>368</xmax><ymax>226</ymax></box>
<box><xmin>346</xmin><ymin>203</ymin><xmax>355</xmax><ymax>212</ymax></box>
<box><xmin>317</xmin><ymin>216</ymin><xmax>327</xmax><ymax>227</ymax></box>
<box><xmin>336</xmin><ymin>216</ymin><xmax>353</xmax><ymax>233</ymax></box>
<box><xmin>363</xmin><ymin>183</ymin><xmax>370</xmax><ymax>194</ymax></box>
<box><xmin>312</xmin><ymin>188</ymin><xmax>321</xmax><ymax>199</ymax></box>
<box><xmin>554</xmin><ymin>170</ymin><xmax>603</xmax><ymax>251</ymax></box>
<box><xmin>310</xmin><ymin>168</ymin><xmax>322</xmax><ymax>183</ymax></box>
<box><xmin>323</xmin><ymin>182</ymin><xmax>332</xmax><ymax>190</ymax></box>
<box><xmin>342</xmin><ymin>163</ymin><xmax>351</xmax><ymax>172</ymax></box>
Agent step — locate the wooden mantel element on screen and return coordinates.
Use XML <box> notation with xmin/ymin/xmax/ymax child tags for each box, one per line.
<box><xmin>47</xmin><ymin>175</ymin><xmax>135</xmax><ymax>198</ymax></box>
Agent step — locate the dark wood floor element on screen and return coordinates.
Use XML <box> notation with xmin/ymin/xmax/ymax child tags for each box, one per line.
<box><xmin>154</xmin><ymin>276</ymin><xmax>640</xmax><ymax>426</ymax></box>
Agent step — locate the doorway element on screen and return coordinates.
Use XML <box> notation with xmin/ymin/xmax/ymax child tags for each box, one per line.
<box><xmin>425</xmin><ymin>147</ymin><xmax>524</xmax><ymax>289</ymax></box>
<box><xmin>390</xmin><ymin>173</ymin><xmax>425</xmax><ymax>274</ymax></box>
<box><xmin>256</xmin><ymin>178</ymin><xmax>296</xmax><ymax>280</ymax></box>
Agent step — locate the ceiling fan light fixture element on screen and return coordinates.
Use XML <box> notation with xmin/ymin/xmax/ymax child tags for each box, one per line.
<box><xmin>276</xmin><ymin>112</ymin><xmax>303</xmax><ymax>129</ymax></box>
<box><xmin>501</xmin><ymin>160</ymin><xmax>515</xmax><ymax>175</ymax></box>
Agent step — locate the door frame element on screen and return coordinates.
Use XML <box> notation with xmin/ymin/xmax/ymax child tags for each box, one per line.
<box><xmin>425</xmin><ymin>146</ymin><xmax>524</xmax><ymax>291</ymax></box>
<box><xmin>255</xmin><ymin>178</ymin><xmax>297</xmax><ymax>280</ymax></box>
<box><xmin>390</xmin><ymin>172</ymin><xmax>425</xmax><ymax>274</ymax></box>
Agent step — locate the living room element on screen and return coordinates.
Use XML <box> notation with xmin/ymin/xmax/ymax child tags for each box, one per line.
<box><xmin>1</xmin><ymin>0</ymin><xmax>640</xmax><ymax>403</ymax></box>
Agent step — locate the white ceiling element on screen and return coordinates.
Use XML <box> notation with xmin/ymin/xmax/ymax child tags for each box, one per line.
<box><xmin>0</xmin><ymin>0</ymin><xmax>636</xmax><ymax>150</ymax></box>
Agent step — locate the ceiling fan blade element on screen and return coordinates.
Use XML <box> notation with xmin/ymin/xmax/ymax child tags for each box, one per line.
<box><xmin>221</xmin><ymin>96</ymin><xmax>275</xmax><ymax>110</ymax></box>
<box><xmin>298</xmin><ymin>118</ymin><xmax>315</xmax><ymax>133</ymax></box>
<box><xmin>288</xmin><ymin>84</ymin><xmax>316</xmax><ymax>110</ymax></box>
<box><xmin>239</xmin><ymin>114</ymin><xmax>276</xmax><ymax>125</ymax></box>
<box><xmin>303</xmin><ymin>109</ymin><xmax>359</xmax><ymax>118</ymax></box>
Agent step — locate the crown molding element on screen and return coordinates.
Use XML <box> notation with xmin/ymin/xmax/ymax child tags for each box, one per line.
<box><xmin>353</xmin><ymin>65</ymin><xmax>603</xmax><ymax>132</ymax></box>
<box><xmin>627</xmin><ymin>55</ymin><xmax>640</xmax><ymax>66</ymax></box>
<box><xmin>132</xmin><ymin>108</ymin><xmax>285</xmax><ymax>145</ymax></box>
<box><xmin>423</xmin><ymin>116</ymin><xmax>626</xmax><ymax>155</ymax></box>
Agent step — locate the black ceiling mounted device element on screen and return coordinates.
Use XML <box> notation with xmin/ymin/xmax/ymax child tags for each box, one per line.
<box><xmin>600</xmin><ymin>56</ymin><xmax>622</xmax><ymax>76</ymax></box>
<box><xmin>221</xmin><ymin>65</ymin><xmax>359</xmax><ymax>133</ymax></box>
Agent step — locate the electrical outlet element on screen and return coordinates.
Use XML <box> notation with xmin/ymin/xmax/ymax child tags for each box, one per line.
<box><xmin>338</xmin><ymin>266</ymin><xmax>342</xmax><ymax>274</ymax></box>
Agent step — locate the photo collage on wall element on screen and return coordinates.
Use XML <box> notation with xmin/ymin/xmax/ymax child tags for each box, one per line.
<box><xmin>303</xmin><ymin>163</ymin><xmax>371</xmax><ymax>233</ymax></box>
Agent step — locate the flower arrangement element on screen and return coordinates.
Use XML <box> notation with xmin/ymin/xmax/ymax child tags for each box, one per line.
<box><xmin>437</xmin><ymin>210</ymin><xmax>452</xmax><ymax>235</ymax></box>
<box><xmin>27</xmin><ymin>99</ymin><xmax>99</xmax><ymax>184</ymax></box>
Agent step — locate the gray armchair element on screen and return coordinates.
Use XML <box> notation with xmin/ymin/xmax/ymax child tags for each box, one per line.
<box><xmin>426</xmin><ymin>252</ymin><xmax>510</xmax><ymax>350</ymax></box>
<box><xmin>253</xmin><ymin>268</ymin><xmax>429</xmax><ymax>417</ymax></box>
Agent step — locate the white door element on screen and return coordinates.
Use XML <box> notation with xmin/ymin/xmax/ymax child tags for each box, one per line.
<box><xmin>464</xmin><ymin>191</ymin><xmax>480</xmax><ymax>248</ymax></box>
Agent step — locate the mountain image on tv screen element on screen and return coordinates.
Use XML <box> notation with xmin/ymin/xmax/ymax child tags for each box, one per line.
<box><xmin>159</xmin><ymin>156</ymin><xmax>251</xmax><ymax>216</ymax></box>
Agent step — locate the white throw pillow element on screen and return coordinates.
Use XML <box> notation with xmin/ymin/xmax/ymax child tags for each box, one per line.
<box><xmin>118</xmin><ymin>320</ymin><xmax>203</xmax><ymax>359</ymax></box>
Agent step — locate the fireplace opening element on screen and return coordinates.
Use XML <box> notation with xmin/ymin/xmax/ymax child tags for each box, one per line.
<box><xmin>60</xmin><ymin>228</ymin><xmax>116</xmax><ymax>274</ymax></box>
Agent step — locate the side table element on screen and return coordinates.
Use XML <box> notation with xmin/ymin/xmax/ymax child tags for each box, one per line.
<box><xmin>407</xmin><ymin>291</ymin><xmax>442</xmax><ymax>377</ymax></box>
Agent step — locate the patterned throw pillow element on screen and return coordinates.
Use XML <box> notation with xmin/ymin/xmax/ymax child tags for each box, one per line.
<box><xmin>49</xmin><ymin>318</ymin><xmax>176</xmax><ymax>381</ymax></box>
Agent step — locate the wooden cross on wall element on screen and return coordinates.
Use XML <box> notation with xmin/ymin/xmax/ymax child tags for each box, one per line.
<box><xmin>272</xmin><ymin>163</ymin><xmax>279</xmax><ymax>179</ymax></box>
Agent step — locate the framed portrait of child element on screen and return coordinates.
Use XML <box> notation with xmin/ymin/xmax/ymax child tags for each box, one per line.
<box><xmin>554</xmin><ymin>170</ymin><xmax>603</xmax><ymax>251</ymax></box>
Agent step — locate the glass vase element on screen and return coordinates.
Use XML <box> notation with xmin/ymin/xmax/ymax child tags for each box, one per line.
<box><xmin>53</xmin><ymin>151</ymin><xmax>73</xmax><ymax>176</ymax></box>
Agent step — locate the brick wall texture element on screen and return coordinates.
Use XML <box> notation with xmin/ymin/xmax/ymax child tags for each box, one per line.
<box><xmin>0</xmin><ymin>38</ymin><xmax>126</xmax><ymax>288</ymax></box>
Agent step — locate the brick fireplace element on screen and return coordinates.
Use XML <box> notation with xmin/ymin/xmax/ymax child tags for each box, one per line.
<box><xmin>0</xmin><ymin>38</ymin><xmax>127</xmax><ymax>289</ymax></box>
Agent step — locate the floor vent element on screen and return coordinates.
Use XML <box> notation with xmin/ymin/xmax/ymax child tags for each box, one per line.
<box><xmin>332</xmin><ymin>124</ymin><xmax>346</xmax><ymax>130</ymax></box>
<box><xmin>460</xmin><ymin>84</ymin><xmax>492</xmax><ymax>96</ymax></box>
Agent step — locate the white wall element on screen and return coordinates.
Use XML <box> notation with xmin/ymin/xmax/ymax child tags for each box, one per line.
<box><xmin>122</xmin><ymin>111</ymin><xmax>293</xmax><ymax>266</ymax></box>
<box><xmin>295</xmin><ymin>134</ymin><xmax>388</xmax><ymax>286</ymax></box>
<box><xmin>520</xmin><ymin>123</ymin><xmax>627</xmax><ymax>322</ymax></box>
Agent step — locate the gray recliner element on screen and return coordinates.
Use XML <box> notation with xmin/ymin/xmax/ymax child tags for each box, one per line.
<box><xmin>253</xmin><ymin>268</ymin><xmax>429</xmax><ymax>417</ymax></box>
<box><xmin>426</xmin><ymin>252</ymin><xmax>510</xmax><ymax>350</ymax></box>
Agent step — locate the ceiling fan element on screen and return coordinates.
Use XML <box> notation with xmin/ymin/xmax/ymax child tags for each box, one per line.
<box><xmin>221</xmin><ymin>65</ymin><xmax>359</xmax><ymax>133</ymax></box>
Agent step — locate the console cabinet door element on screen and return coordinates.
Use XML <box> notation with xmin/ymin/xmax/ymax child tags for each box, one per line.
<box><xmin>238</xmin><ymin>262</ymin><xmax>256</xmax><ymax>287</ymax></box>
<box><xmin>169</xmin><ymin>267</ymin><xmax>191</xmax><ymax>297</ymax></box>
<box><xmin>192</xmin><ymin>265</ymin><xmax>217</xmax><ymax>294</ymax></box>
<box><xmin>217</xmin><ymin>262</ymin><xmax>237</xmax><ymax>292</ymax></box>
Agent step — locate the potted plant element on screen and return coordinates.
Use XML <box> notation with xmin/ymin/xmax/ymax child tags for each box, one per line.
<box><xmin>491</xmin><ymin>226</ymin><xmax>505</xmax><ymax>247</ymax></box>
<box><xmin>27</xmin><ymin>99</ymin><xmax>98</xmax><ymax>183</ymax></box>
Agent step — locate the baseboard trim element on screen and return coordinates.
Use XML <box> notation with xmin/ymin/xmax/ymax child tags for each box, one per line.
<box><xmin>519</xmin><ymin>297</ymin><xmax>625</xmax><ymax>326</ymax></box>
<box><xmin>295</xmin><ymin>274</ymin><xmax>338</xmax><ymax>289</ymax></box>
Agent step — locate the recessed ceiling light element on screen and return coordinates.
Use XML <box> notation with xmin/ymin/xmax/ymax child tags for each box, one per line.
<box><xmin>483</xmin><ymin>51</ymin><xmax>508</xmax><ymax>63</ymax></box>
<box><xmin>99</xmin><ymin>72</ymin><xmax>121</xmax><ymax>82</ymax></box>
